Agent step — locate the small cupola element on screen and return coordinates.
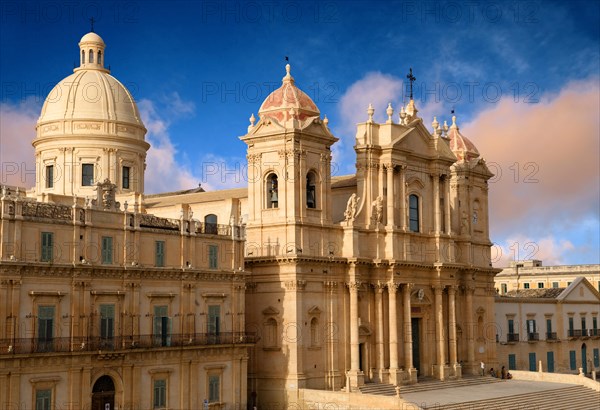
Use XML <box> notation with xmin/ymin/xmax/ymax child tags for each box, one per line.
<box><xmin>76</xmin><ymin>31</ymin><xmax>108</xmax><ymax>73</ymax></box>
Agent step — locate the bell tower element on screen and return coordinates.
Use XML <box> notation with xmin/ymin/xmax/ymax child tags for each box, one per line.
<box><xmin>241</xmin><ymin>64</ymin><xmax>338</xmax><ymax>257</ymax></box>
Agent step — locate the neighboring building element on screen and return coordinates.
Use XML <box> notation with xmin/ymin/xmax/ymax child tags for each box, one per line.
<box><xmin>495</xmin><ymin>260</ymin><xmax>600</xmax><ymax>295</ymax></box>
<box><xmin>495</xmin><ymin>277</ymin><xmax>600</xmax><ymax>376</ymax></box>
<box><xmin>0</xmin><ymin>32</ymin><xmax>253</xmax><ymax>410</ymax></box>
<box><xmin>147</xmin><ymin>65</ymin><xmax>499</xmax><ymax>406</ymax></box>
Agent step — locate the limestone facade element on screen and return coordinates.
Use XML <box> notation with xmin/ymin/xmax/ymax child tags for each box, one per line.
<box><xmin>147</xmin><ymin>65</ymin><xmax>500</xmax><ymax>407</ymax></box>
<box><xmin>0</xmin><ymin>32</ymin><xmax>252</xmax><ymax>410</ymax></box>
<box><xmin>495</xmin><ymin>260</ymin><xmax>600</xmax><ymax>295</ymax></box>
<box><xmin>495</xmin><ymin>277</ymin><xmax>600</xmax><ymax>376</ymax></box>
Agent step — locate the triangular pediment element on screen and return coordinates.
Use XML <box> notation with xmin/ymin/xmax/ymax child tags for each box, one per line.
<box><xmin>262</xmin><ymin>306</ymin><xmax>280</xmax><ymax>316</ymax></box>
<box><xmin>558</xmin><ymin>277</ymin><xmax>600</xmax><ymax>303</ymax></box>
<box><xmin>308</xmin><ymin>305</ymin><xmax>322</xmax><ymax>316</ymax></box>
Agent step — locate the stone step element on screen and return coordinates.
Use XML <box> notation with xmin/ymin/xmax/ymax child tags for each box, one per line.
<box><xmin>426</xmin><ymin>385</ymin><xmax>600</xmax><ymax>410</ymax></box>
<box><xmin>400</xmin><ymin>376</ymin><xmax>501</xmax><ymax>394</ymax></box>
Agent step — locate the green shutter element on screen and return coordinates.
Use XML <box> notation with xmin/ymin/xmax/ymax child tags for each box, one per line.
<box><xmin>208</xmin><ymin>305</ymin><xmax>220</xmax><ymax>335</ymax></box>
<box><xmin>153</xmin><ymin>306</ymin><xmax>170</xmax><ymax>346</ymax></box>
<box><xmin>100</xmin><ymin>304</ymin><xmax>115</xmax><ymax>339</ymax></box>
<box><xmin>547</xmin><ymin>351</ymin><xmax>555</xmax><ymax>373</ymax></box>
<box><xmin>569</xmin><ymin>350</ymin><xmax>577</xmax><ymax>370</ymax></box>
<box><xmin>508</xmin><ymin>354</ymin><xmax>516</xmax><ymax>370</ymax></box>
<box><xmin>209</xmin><ymin>375</ymin><xmax>220</xmax><ymax>402</ymax></box>
<box><xmin>41</xmin><ymin>232</ymin><xmax>53</xmax><ymax>262</ymax></box>
<box><xmin>508</xmin><ymin>319</ymin><xmax>514</xmax><ymax>334</ymax></box>
<box><xmin>102</xmin><ymin>236</ymin><xmax>113</xmax><ymax>264</ymax></box>
<box><xmin>593</xmin><ymin>348</ymin><xmax>599</xmax><ymax>368</ymax></box>
<box><xmin>155</xmin><ymin>241</ymin><xmax>165</xmax><ymax>267</ymax></box>
<box><xmin>528</xmin><ymin>352</ymin><xmax>536</xmax><ymax>371</ymax></box>
<box><xmin>36</xmin><ymin>389</ymin><xmax>51</xmax><ymax>410</ymax></box>
<box><xmin>154</xmin><ymin>379</ymin><xmax>166</xmax><ymax>408</ymax></box>
<box><xmin>209</xmin><ymin>245</ymin><xmax>218</xmax><ymax>269</ymax></box>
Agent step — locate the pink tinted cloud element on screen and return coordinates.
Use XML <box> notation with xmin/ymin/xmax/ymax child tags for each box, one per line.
<box><xmin>462</xmin><ymin>79</ymin><xmax>600</xmax><ymax>239</ymax></box>
<box><xmin>0</xmin><ymin>100</ymin><xmax>38</xmax><ymax>188</ymax></box>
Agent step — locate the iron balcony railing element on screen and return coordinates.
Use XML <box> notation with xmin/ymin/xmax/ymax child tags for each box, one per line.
<box><xmin>568</xmin><ymin>329</ymin><xmax>583</xmax><ymax>338</ymax></box>
<box><xmin>507</xmin><ymin>333</ymin><xmax>519</xmax><ymax>342</ymax></box>
<box><xmin>527</xmin><ymin>332</ymin><xmax>539</xmax><ymax>341</ymax></box>
<box><xmin>0</xmin><ymin>332</ymin><xmax>257</xmax><ymax>355</ymax></box>
<box><xmin>546</xmin><ymin>332</ymin><xmax>558</xmax><ymax>341</ymax></box>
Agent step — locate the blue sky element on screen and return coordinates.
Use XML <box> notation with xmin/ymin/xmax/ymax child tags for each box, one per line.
<box><xmin>1</xmin><ymin>0</ymin><xmax>599</xmax><ymax>267</ymax></box>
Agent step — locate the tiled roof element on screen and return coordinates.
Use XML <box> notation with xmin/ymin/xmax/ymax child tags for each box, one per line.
<box><xmin>502</xmin><ymin>288</ymin><xmax>565</xmax><ymax>299</ymax></box>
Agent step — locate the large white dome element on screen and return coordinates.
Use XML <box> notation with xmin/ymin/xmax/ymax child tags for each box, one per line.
<box><xmin>38</xmin><ymin>69</ymin><xmax>144</xmax><ymax>129</ymax></box>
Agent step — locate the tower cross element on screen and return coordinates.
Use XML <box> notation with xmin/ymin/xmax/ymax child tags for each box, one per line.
<box><xmin>406</xmin><ymin>68</ymin><xmax>416</xmax><ymax>100</ymax></box>
<box><xmin>90</xmin><ymin>17</ymin><xmax>95</xmax><ymax>32</ymax></box>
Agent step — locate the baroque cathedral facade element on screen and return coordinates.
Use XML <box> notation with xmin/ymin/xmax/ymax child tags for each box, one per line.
<box><xmin>0</xmin><ymin>31</ymin><xmax>498</xmax><ymax>409</ymax></box>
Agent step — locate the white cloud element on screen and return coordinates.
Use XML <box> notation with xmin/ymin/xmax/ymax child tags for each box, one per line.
<box><xmin>0</xmin><ymin>99</ymin><xmax>39</xmax><ymax>188</ymax></box>
<box><xmin>493</xmin><ymin>235</ymin><xmax>576</xmax><ymax>268</ymax></box>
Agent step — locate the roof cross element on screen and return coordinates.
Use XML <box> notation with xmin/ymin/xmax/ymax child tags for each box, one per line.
<box><xmin>406</xmin><ymin>67</ymin><xmax>416</xmax><ymax>100</ymax></box>
<box><xmin>90</xmin><ymin>17</ymin><xmax>95</xmax><ymax>32</ymax></box>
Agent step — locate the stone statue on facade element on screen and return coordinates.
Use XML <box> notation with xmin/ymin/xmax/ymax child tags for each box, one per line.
<box><xmin>344</xmin><ymin>193</ymin><xmax>359</xmax><ymax>222</ymax></box>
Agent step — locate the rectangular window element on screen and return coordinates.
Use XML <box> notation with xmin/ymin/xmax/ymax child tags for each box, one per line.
<box><xmin>523</xmin><ymin>283</ymin><xmax>530</xmax><ymax>289</ymax></box>
<box><xmin>581</xmin><ymin>317</ymin><xmax>587</xmax><ymax>331</ymax></box>
<box><xmin>101</xmin><ymin>236</ymin><xmax>113</xmax><ymax>264</ymax></box>
<box><xmin>37</xmin><ymin>305</ymin><xmax>54</xmax><ymax>352</ymax></box>
<box><xmin>569</xmin><ymin>350</ymin><xmax>577</xmax><ymax>370</ymax></box>
<box><xmin>122</xmin><ymin>166</ymin><xmax>130</xmax><ymax>189</ymax></box>
<box><xmin>552</xmin><ymin>282</ymin><xmax>559</xmax><ymax>288</ymax></box>
<box><xmin>153</xmin><ymin>379</ymin><xmax>167</xmax><ymax>409</ymax></box>
<box><xmin>82</xmin><ymin>163</ymin><xmax>94</xmax><ymax>186</ymax></box>
<box><xmin>569</xmin><ymin>317</ymin><xmax>574</xmax><ymax>331</ymax></box>
<box><xmin>501</xmin><ymin>283</ymin><xmax>507</xmax><ymax>294</ymax></box>
<box><xmin>208</xmin><ymin>305</ymin><xmax>220</xmax><ymax>335</ymax></box>
<box><xmin>45</xmin><ymin>165</ymin><xmax>54</xmax><ymax>189</ymax></box>
<box><xmin>409</xmin><ymin>194</ymin><xmax>419</xmax><ymax>232</ymax></box>
<box><xmin>100</xmin><ymin>304</ymin><xmax>115</xmax><ymax>340</ymax></box>
<box><xmin>528</xmin><ymin>352</ymin><xmax>536</xmax><ymax>371</ymax></box>
<box><xmin>208</xmin><ymin>375</ymin><xmax>220</xmax><ymax>403</ymax></box>
<box><xmin>155</xmin><ymin>241</ymin><xmax>165</xmax><ymax>267</ymax></box>
<box><xmin>593</xmin><ymin>317</ymin><xmax>598</xmax><ymax>332</ymax></box>
<box><xmin>546</xmin><ymin>318</ymin><xmax>552</xmax><ymax>333</ymax></box>
<box><xmin>208</xmin><ymin>245</ymin><xmax>218</xmax><ymax>270</ymax></box>
<box><xmin>508</xmin><ymin>354</ymin><xmax>516</xmax><ymax>370</ymax></box>
<box><xmin>153</xmin><ymin>305</ymin><xmax>171</xmax><ymax>347</ymax></box>
<box><xmin>537</xmin><ymin>282</ymin><xmax>544</xmax><ymax>288</ymax></box>
<box><xmin>594</xmin><ymin>348</ymin><xmax>599</xmax><ymax>368</ymax></box>
<box><xmin>41</xmin><ymin>232</ymin><xmax>54</xmax><ymax>262</ymax></box>
<box><xmin>508</xmin><ymin>319</ymin><xmax>514</xmax><ymax>334</ymax></box>
<box><xmin>35</xmin><ymin>389</ymin><xmax>52</xmax><ymax>410</ymax></box>
<box><xmin>547</xmin><ymin>351</ymin><xmax>555</xmax><ymax>373</ymax></box>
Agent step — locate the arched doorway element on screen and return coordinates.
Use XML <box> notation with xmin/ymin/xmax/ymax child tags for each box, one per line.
<box><xmin>581</xmin><ymin>343</ymin><xmax>588</xmax><ymax>374</ymax></box>
<box><xmin>92</xmin><ymin>375</ymin><xmax>115</xmax><ymax>410</ymax></box>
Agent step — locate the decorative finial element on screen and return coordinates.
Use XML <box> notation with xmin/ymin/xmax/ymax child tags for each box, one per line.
<box><xmin>323</xmin><ymin>115</ymin><xmax>329</xmax><ymax>127</ymax></box>
<box><xmin>249</xmin><ymin>113</ymin><xmax>255</xmax><ymax>126</ymax></box>
<box><xmin>443</xmin><ymin>120</ymin><xmax>449</xmax><ymax>136</ymax></box>
<box><xmin>386</xmin><ymin>103</ymin><xmax>394</xmax><ymax>124</ymax></box>
<box><xmin>367</xmin><ymin>103</ymin><xmax>374</xmax><ymax>123</ymax></box>
<box><xmin>406</xmin><ymin>67</ymin><xmax>416</xmax><ymax>100</ymax></box>
<box><xmin>432</xmin><ymin>116</ymin><xmax>439</xmax><ymax>131</ymax></box>
<box><xmin>451</xmin><ymin>115</ymin><xmax>458</xmax><ymax>129</ymax></box>
<box><xmin>90</xmin><ymin>17</ymin><xmax>95</xmax><ymax>33</ymax></box>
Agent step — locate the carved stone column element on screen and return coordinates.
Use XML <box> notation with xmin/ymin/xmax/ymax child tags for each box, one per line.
<box><xmin>374</xmin><ymin>282</ymin><xmax>387</xmax><ymax>382</ymax></box>
<box><xmin>433</xmin><ymin>284</ymin><xmax>447</xmax><ymax>380</ymax></box>
<box><xmin>388</xmin><ymin>282</ymin><xmax>400</xmax><ymax>385</ymax></box>
<box><xmin>433</xmin><ymin>174</ymin><xmax>441</xmax><ymax>233</ymax></box>
<box><xmin>448</xmin><ymin>285</ymin><xmax>461</xmax><ymax>378</ymax></box>
<box><xmin>348</xmin><ymin>281</ymin><xmax>364</xmax><ymax>388</ymax></box>
<box><xmin>399</xmin><ymin>165</ymin><xmax>407</xmax><ymax>231</ymax></box>
<box><xmin>386</xmin><ymin>164</ymin><xmax>394</xmax><ymax>227</ymax></box>
<box><xmin>403</xmin><ymin>283</ymin><xmax>417</xmax><ymax>383</ymax></box>
<box><xmin>465</xmin><ymin>284</ymin><xmax>476</xmax><ymax>374</ymax></box>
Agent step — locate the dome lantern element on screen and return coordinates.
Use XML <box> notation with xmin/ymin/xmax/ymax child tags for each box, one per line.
<box><xmin>76</xmin><ymin>32</ymin><xmax>108</xmax><ymax>72</ymax></box>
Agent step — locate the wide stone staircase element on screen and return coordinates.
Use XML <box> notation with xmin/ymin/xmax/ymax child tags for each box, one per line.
<box><xmin>359</xmin><ymin>376</ymin><xmax>600</xmax><ymax>409</ymax></box>
<box><xmin>359</xmin><ymin>376</ymin><xmax>501</xmax><ymax>396</ymax></box>
<box><xmin>423</xmin><ymin>384</ymin><xmax>600</xmax><ymax>410</ymax></box>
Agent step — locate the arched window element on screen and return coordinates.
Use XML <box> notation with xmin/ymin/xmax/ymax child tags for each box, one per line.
<box><xmin>205</xmin><ymin>214</ymin><xmax>217</xmax><ymax>235</ymax></box>
<box><xmin>81</xmin><ymin>50</ymin><xmax>85</xmax><ymax>64</ymax></box>
<box><xmin>97</xmin><ymin>50</ymin><xmax>102</xmax><ymax>66</ymax></box>
<box><xmin>265</xmin><ymin>318</ymin><xmax>278</xmax><ymax>348</ymax></box>
<box><xmin>310</xmin><ymin>317</ymin><xmax>319</xmax><ymax>346</ymax></box>
<box><xmin>409</xmin><ymin>194</ymin><xmax>419</xmax><ymax>232</ymax></box>
<box><xmin>266</xmin><ymin>173</ymin><xmax>278</xmax><ymax>208</ymax></box>
<box><xmin>306</xmin><ymin>171</ymin><xmax>317</xmax><ymax>209</ymax></box>
<box><xmin>89</xmin><ymin>49</ymin><xmax>94</xmax><ymax>64</ymax></box>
